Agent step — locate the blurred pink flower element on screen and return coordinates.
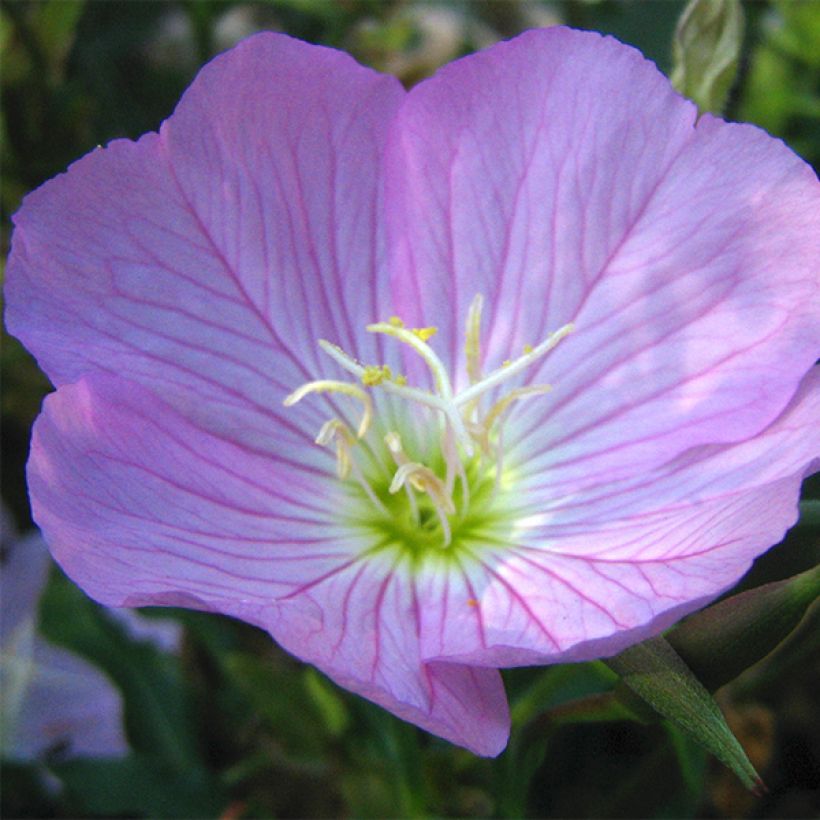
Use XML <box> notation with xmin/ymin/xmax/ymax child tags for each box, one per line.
<box><xmin>5</xmin><ymin>28</ymin><xmax>819</xmax><ymax>756</ymax></box>
<box><xmin>1</xmin><ymin>521</ymin><xmax>128</xmax><ymax>760</ymax></box>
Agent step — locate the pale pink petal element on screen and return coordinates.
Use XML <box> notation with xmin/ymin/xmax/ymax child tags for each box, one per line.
<box><xmin>515</xmin><ymin>366</ymin><xmax>820</xmax><ymax>524</ymax></box>
<box><xmin>27</xmin><ymin>375</ymin><xmax>509</xmax><ymax>755</ymax></box>
<box><xmin>417</xmin><ymin>369</ymin><xmax>819</xmax><ymax>666</ymax></box>
<box><xmin>28</xmin><ymin>376</ymin><xmax>352</xmax><ymax>619</ymax></box>
<box><xmin>5</xmin><ymin>33</ymin><xmax>405</xmax><ymax>457</ymax></box>
<box><xmin>271</xmin><ymin>552</ymin><xmax>509</xmax><ymax>756</ymax></box>
<box><xmin>387</xmin><ymin>27</ymin><xmax>819</xmax><ymax>485</ymax></box>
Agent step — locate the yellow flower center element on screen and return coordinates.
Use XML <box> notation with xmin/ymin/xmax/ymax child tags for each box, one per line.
<box><xmin>284</xmin><ymin>295</ymin><xmax>573</xmax><ymax>548</ymax></box>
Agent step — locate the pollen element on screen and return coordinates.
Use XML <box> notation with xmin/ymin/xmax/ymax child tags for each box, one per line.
<box><xmin>361</xmin><ymin>364</ymin><xmax>393</xmax><ymax>386</ymax></box>
<box><xmin>411</xmin><ymin>326</ymin><xmax>438</xmax><ymax>342</ymax></box>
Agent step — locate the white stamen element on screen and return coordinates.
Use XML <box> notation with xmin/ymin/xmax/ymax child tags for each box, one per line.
<box><xmin>464</xmin><ymin>294</ymin><xmax>485</xmax><ymax>385</ymax></box>
<box><xmin>454</xmin><ymin>323</ymin><xmax>574</xmax><ymax>409</ymax></box>
<box><xmin>284</xmin><ymin>379</ymin><xmax>372</xmax><ymax>438</ymax></box>
<box><xmin>315</xmin><ymin>419</ymin><xmax>388</xmax><ymax>513</ymax></box>
<box><xmin>388</xmin><ymin>462</ymin><xmax>454</xmax><ymax>547</ymax></box>
<box><xmin>366</xmin><ymin>323</ymin><xmax>474</xmax><ymax>456</ymax></box>
<box><xmin>283</xmin><ymin>298</ymin><xmax>576</xmax><ymax>548</ymax></box>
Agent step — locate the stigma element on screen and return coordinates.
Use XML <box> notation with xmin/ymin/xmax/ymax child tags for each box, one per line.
<box><xmin>284</xmin><ymin>295</ymin><xmax>573</xmax><ymax>547</ymax></box>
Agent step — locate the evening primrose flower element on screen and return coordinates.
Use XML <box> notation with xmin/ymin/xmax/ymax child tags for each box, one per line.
<box><xmin>5</xmin><ymin>28</ymin><xmax>819</xmax><ymax>756</ymax></box>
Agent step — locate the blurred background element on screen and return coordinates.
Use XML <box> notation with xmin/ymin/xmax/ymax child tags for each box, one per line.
<box><xmin>2</xmin><ymin>1</ymin><xmax>818</xmax><ymax>817</ymax></box>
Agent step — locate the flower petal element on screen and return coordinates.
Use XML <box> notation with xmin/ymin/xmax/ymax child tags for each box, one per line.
<box><xmin>6</xmin><ymin>33</ymin><xmax>405</xmax><ymax>456</ymax></box>
<box><xmin>417</xmin><ymin>369</ymin><xmax>819</xmax><ymax>666</ymax></box>
<box><xmin>28</xmin><ymin>375</ymin><xmax>359</xmax><ymax>620</ymax></box>
<box><xmin>516</xmin><ymin>366</ymin><xmax>820</xmax><ymax>523</ymax></box>
<box><xmin>421</xmin><ymin>473</ymin><xmax>807</xmax><ymax>668</ymax></box>
<box><xmin>270</xmin><ymin>551</ymin><xmax>509</xmax><ymax>756</ymax></box>
<box><xmin>29</xmin><ymin>374</ymin><xmax>509</xmax><ymax>755</ymax></box>
<box><xmin>387</xmin><ymin>26</ymin><xmax>819</xmax><ymax>483</ymax></box>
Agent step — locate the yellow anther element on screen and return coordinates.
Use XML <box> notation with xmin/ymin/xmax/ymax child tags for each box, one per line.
<box><xmin>283</xmin><ymin>379</ymin><xmax>372</xmax><ymax>438</ymax></box>
<box><xmin>523</xmin><ymin>344</ymin><xmax>533</xmax><ymax>354</ymax></box>
<box><xmin>412</xmin><ymin>326</ymin><xmax>438</xmax><ymax>342</ymax></box>
<box><xmin>388</xmin><ymin>316</ymin><xmax>405</xmax><ymax>328</ymax></box>
<box><xmin>395</xmin><ymin>374</ymin><xmax>408</xmax><ymax>386</ymax></box>
<box><xmin>502</xmin><ymin>359</ymin><xmax>511</xmax><ymax>368</ymax></box>
<box><xmin>361</xmin><ymin>364</ymin><xmax>392</xmax><ymax>386</ymax></box>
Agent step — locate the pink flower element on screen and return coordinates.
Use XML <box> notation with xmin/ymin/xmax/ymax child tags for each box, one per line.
<box><xmin>1</xmin><ymin>521</ymin><xmax>128</xmax><ymax>760</ymax></box>
<box><xmin>5</xmin><ymin>28</ymin><xmax>819</xmax><ymax>757</ymax></box>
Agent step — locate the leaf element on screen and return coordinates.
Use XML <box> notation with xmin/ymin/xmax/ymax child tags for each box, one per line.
<box><xmin>796</xmin><ymin>499</ymin><xmax>820</xmax><ymax>528</ymax></box>
<box><xmin>605</xmin><ymin>636</ymin><xmax>763</xmax><ymax>792</ymax></box>
<box><xmin>667</xmin><ymin>564</ymin><xmax>820</xmax><ymax>692</ymax></box>
<box><xmin>670</xmin><ymin>0</ymin><xmax>745</xmax><ymax>114</ymax></box>
<box><xmin>52</xmin><ymin>755</ymin><xmax>225</xmax><ymax>819</ymax></box>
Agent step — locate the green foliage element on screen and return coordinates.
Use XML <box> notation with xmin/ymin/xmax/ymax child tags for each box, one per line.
<box><xmin>738</xmin><ymin>0</ymin><xmax>820</xmax><ymax>166</ymax></box>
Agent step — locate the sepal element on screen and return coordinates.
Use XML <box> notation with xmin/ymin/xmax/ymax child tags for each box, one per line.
<box><xmin>605</xmin><ymin>637</ymin><xmax>763</xmax><ymax>792</ymax></box>
<box><xmin>668</xmin><ymin>564</ymin><xmax>819</xmax><ymax>692</ymax></box>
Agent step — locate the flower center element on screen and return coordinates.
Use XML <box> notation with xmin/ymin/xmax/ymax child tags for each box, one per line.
<box><xmin>284</xmin><ymin>295</ymin><xmax>573</xmax><ymax>550</ymax></box>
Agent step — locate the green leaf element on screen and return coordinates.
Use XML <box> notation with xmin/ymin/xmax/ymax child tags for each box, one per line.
<box><xmin>52</xmin><ymin>755</ymin><xmax>225</xmax><ymax>818</ymax></box>
<box><xmin>605</xmin><ymin>636</ymin><xmax>763</xmax><ymax>792</ymax></box>
<box><xmin>668</xmin><ymin>564</ymin><xmax>820</xmax><ymax>692</ymax></box>
<box><xmin>303</xmin><ymin>666</ymin><xmax>350</xmax><ymax>737</ymax></box>
<box><xmin>797</xmin><ymin>499</ymin><xmax>820</xmax><ymax>528</ymax></box>
<box><xmin>670</xmin><ymin>0</ymin><xmax>745</xmax><ymax>114</ymax></box>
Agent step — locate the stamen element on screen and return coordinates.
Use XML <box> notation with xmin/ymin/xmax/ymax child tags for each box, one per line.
<box><xmin>454</xmin><ymin>323</ymin><xmax>575</xmax><ymax>409</ymax></box>
<box><xmin>366</xmin><ymin>322</ymin><xmax>452</xmax><ymax>398</ymax></box>
<box><xmin>482</xmin><ymin>384</ymin><xmax>553</xmax><ymax>433</ymax></box>
<box><xmin>283</xmin><ymin>298</ymin><xmax>576</xmax><ymax>549</ymax></box>
<box><xmin>319</xmin><ymin>340</ymin><xmax>449</xmax><ymax>416</ymax></box>
<box><xmin>284</xmin><ymin>379</ymin><xmax>373</xmax><ymax>438</ymax></box>
<box><xmin>441</xmin><ymin>424</ymin><xmax>470</xmax><ymax>514</ymax></box>
<box><xmin>389</xmin><ymin>462</ymin><xmax>454</xmax><ymax>547</ymax></box>
<box><xmin>464</xmin><ymin>294</ymin><xmax>484</xmax><ymax>385</ymax></box>
<box><xmin>315</xmin><ymin>419</ymin><xmax>354</xmax><ymax>478</ymax></box>
<box><xmin>366</xmin><ymin>323</ymin><xmax>474</xmax><ymax>456</ymax></box>
<box><xmin>316</xmin><ymin>419</ymin><xmax>388</xmax><ymax>513</ymax></box>
<box><xmin>384</xmin><ymin>431</ymin><xmax>420</xmax><ymax>523</ymax></box>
